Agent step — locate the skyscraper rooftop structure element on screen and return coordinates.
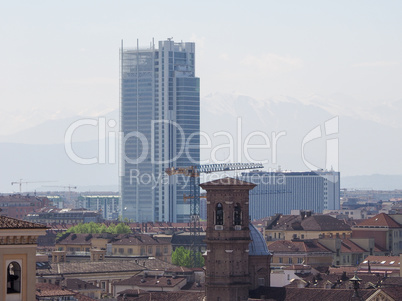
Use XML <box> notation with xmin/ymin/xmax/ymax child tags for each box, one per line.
<box><xmin>120</xmin><ymin>39</ymin><xmax>200</xmax><ymax>222</ymax></box>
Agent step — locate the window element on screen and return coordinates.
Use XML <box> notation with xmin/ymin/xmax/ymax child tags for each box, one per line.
<box><xmin>118</xmin><ymin>248</ymin><xmax>124</xmax><ymax>254</ymax></box>
<box><xmin>148</xmin><ymin>246</ymin><xmax>153</xmax><ymax>254</ymax></box>
<box><xmin>164</xmin><ymin>246</ymin><xmax>168</xmax><ymax>254</ymax></box>
<box><xmin>7</xmin><ymin>262</ymin><xmax>21</xmax><ymax>294</ymax></box>
<box><xmin>258</xmin><ymin>278</ymin><xmax>265</xmax><ymax>286</ymax></box>
<box><xmin>128</xmin><ymin>248</ymin><xmax>133</xmax><ymax>254</ymax></box>
<box><xmin>140</xmin><ymin>247</ymin><xmax>145</xmax><ymax>255</ymax></box>
<box><xmin>156</xmin><ymin>247</ymin><xmax>161</xmax><ymax>256</ymax></box>
<box><xmin>216</xmin><ymin>203</ymin><xmax>224</xmax><ymax>225</ymax></box>
<box><xmin>234</xmin><ymin>203</ymin><xmax>242</xmax><ymax>225</ymax></box>
<box><xmin>297</xmin><ymin>257</ymin><xmax>303</xmax><ymax>264</ymax></box>
<box><xmin>279</xmin><ymin>257</ymin><xmax>283</xmax><ymax>263</ymax></box>
<box><xmin>288</xmin><ymin>258</ymin><xmax>293</xmax><ymax>264</ymax></box>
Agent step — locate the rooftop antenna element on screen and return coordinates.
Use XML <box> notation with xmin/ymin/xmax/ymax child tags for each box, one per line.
<box><xmin>167</xmin><ymin>37</ymin><xmax>173</xmax><ymax>41</ymax></box>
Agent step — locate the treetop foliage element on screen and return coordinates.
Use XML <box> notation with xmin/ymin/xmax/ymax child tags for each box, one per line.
<box><xmin>65</xmin><ymin>222</ymin><xmax>132</xmax><ymax>235</ymax></box>
<box><xmin>171</xmin><ymin>246</ymin><xmax>205</xmax><ymax>268</ymax></box>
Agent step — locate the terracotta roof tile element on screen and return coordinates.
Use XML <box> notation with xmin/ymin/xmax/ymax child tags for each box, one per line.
<box><xmin>38</xmin><ymin>260</ymin><xmax>145</xmax><ymax>275</ymax></box>
<box><xmin>355</xmin><ymin>213</ymin><xmax>401</xmax><ymax>228</ymax></box>
<box><xmin>359</xmin><ymin>255</ymin><xmax>400</xmax><ymax>269</ymax></box>
<box><xmin>340</xmin><ymin>239</ymin><xmax>366</xmax><ymax>253</ymax></box>
<box><xmin>249</xmin><ymin>287</ymin><xmax>376</xmax><ymax>301</ymax></box>
<box><xmin>269</xmin><ymin>214</ymin><xmax>350</xmax><ymax>231</ymax></box>
<box><xmin>0</xmin><ymin>215</ymin><xmax>47</xmax><ymax>229</ymax></box>
<box><xmin>269</xmin><ymin>240</ymin><xmax>332</xmax><ymax>254</ymax></box>
<box><xmin>36</xmin><ymin>283</ymin><xmax>76</xmax><ymax>297</ymax></box>
<box><xmin>115</xmin><ymin>275</ymin><xmax>186</xmax><ymax>288</ymax></box>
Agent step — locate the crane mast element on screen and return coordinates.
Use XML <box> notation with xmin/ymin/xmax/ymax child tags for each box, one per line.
<box><xmin>166</xmin><ymin>162</ymin><xmax>263</xmax><ymax>267</ymax></box>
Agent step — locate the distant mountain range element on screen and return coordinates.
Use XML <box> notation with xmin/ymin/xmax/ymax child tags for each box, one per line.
<box><xmin>1</xmin><ymin>93</ymin><xmax>401</xmax><ymax>192</ymax></box>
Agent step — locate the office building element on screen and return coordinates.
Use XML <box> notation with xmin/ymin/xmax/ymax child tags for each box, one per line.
<box><xmin>76</xmin><ymin>195</ymin><xmax>120</xmax><ymax>220</ymax></box>
<box><xmin>120</xmin><ymin>39</ymin><xmax>200</xmax><ymax>222</ymax></box>
<box><xmin>240</xmin><ymin>170</ymin><xmax>340</xmax><ymax>220</ymax></box>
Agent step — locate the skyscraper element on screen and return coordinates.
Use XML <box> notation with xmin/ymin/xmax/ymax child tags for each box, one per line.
<box><xmin>240</xmin><ymin>170</ymin><xmax>340</xmax><ymax>220</ymax></box>
<box><xmin>120</xmin><ymin>39</ymin><xmax>200</xmax><ymax>222</ymax></box>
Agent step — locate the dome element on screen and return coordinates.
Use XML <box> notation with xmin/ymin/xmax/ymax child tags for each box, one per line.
<box><xmin>249</xmin><ymin>223</ymin><xmax>271</xmax><ymax>256</ymax></box>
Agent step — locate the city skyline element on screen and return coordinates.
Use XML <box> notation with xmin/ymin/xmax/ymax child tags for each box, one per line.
<box><xmin>1</xmin><ymin>1</ymin><xmax>401</xmax><ymax>192</ymax></box>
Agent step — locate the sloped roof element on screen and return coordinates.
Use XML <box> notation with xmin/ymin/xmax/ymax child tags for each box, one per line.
<box><xmin>301</xmin><ymin>215</ymin><xmax>351</xmax><ymax>231</ymax></box>
<box><xmin>381</xmin><ymin>287</ymin><xmax>402</xmax><ymax>301</ymax></box>
<box><xmin>360</xmin><ymin>255</ymin><xmax>400</xmax><ymax>268</ymax></box>
<box><xmin>355</xmin><ymin>213</ymin><xmax>401</xmax><ymax>228</ymax></box>
<box><xmin>268</xmin><ymin>240</ymin><xmax>332</xmax><ymax>254</ymax></box>
<box><xmin>171</xmin><ymin>232</ymin><xmax>206</xmax><ymax>246</ymax></box>
<box><xmin>36</xmin><ymin>283</ymin><xmax>76</xmax><ymax>297</ymax></box>
<box><xmin>340</xmin><ymin>239</ymin><xmax>366</xmax><ymax>253</ymax></box>
<box><xmin>249</xmin><ymin>287</ymin><xmax>376</xmax><ymax>301</ymax></box>
<box><xmin>38</xmin><ymin>258</ymin><xmax>178</xmax><ymax>275</ymax></box>
<box><xmin>56</xmin><ymin>233</ymin><xmax>93</xmax><ymax>245</ymax></box>
<box><xmin>113</xmin><ymin>233</ymin><xmax>170</xmax><ymax>246</ymax></box>
<box><xmin>0</xmin><ymin>215</ymin><xmax>47</xmax><ymax>229</ymax></box>
<box><xmin>269</xmin><ymin>214</ymin><xmax>351</xmax><ymax>231</ymax></box>
<box><xmin>115</xmin><ymin>275</ymin><xmax>186</xmax><ymax>287</ymax></box>
<box><xmin>37</xmin><ymin>260</ymin><xmax>145</xmax><ymax>275</ymax></box>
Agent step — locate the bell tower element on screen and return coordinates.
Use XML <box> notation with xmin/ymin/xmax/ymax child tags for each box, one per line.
<box><xmin>200</xmin><ymin>177</ymin><xmax>256</xmax><ymax>301</ymax></box>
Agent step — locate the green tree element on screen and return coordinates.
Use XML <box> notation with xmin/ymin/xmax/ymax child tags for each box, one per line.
<box><xmin>172</xmin><ymin>246</ymin><xmax>192</xmax><ymax>267</ymax></box>
<box><xmin>115</xmin><ymin>222</ymin><xmax>131</xmax><ymax>234</ymax></box>
<box><xmin>171</xmin><ymin>247</ymin><xmax>205</xmax><ymax>268</ymax></box>
<box><xmin>62</xmin><ymin>222</ymin><xmax>132</xmax><ymax>235</ymax></box>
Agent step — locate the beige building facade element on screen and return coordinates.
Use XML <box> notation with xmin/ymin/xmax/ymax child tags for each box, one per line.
<box><xmin>0</xmin><ymin>215</ymin><xmax>47</xmax><ymax>301</ymax></box>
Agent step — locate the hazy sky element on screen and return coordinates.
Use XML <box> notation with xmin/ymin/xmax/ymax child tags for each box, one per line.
<box><xmin>1</xmin><ymin>1</ymin><xmax>401</xmax><ymax>135</ymax></box>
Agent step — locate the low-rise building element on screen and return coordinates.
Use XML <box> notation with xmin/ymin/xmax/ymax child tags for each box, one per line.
<box><xmin>265</xmin><ymin>212</ymin><xmax>352</xmax><ymax>242</ymax></box>
<box><xmin>269</xmin><ymin>240</ymin><xmax>333</xmax><ymax>268</ymax></box>
<box><xmin>110</xmin><ymin>234</ymin><xmax>172</xmax><ymax>262</ymax></box>
<box><xmin>0</xmin><ymin>194</ymin><xmax>51</xmax><ymax>219</ymax></box>
<box><xmin>35</xmin><ymin>283</ymin><xmax>96</xmax><ymax>301</ymax></box>
<box><xmin>65</xmin><ymin>278</ymin><xmax>103</xmax><ymax>299</ymax></box>
<box><xmin>319</xmin><ymin>238</ymin><xmax>386</xmax><ymax>266</ymax></box>
<box><xmin>352</xmin><ymin>213</ymin><xmax>402</xmax><ymax>255</ymax></box>
<box><xmin>113</xmin><ymin>275</ymin><xmax>187</xmax><ymax>296</ymax></box>
<box><xmin>323</xmin><ymin>209</ymin><xmax>366</xmax><ymax>220</ymax></box>
<box><xmin>25</xmin><ymin>208</ymin><xmax>103</xmax><ymax>224</ymax></box>
<box><xmin>0</xmin><ymin>213</ymin><xmax>47</xmax><ymax>301</ymax></box>
<box><xmin>55</xmin><ymin>233</ymin><xmax>173</xmax><ymax>262</ymax></box>
<box><xmin>358</xmin><ymin>255</ymin><xmax>401</xmax><ymax>276</ymax></box>
<box><xmin>76</xmin><ymin>195</ymin><xmax>120</xmax><ymax>220</ymax></box>
<box><xmin>36</xmin><ymin>259</ymin><xmax>145</xmax><ymax>295</ymax></box>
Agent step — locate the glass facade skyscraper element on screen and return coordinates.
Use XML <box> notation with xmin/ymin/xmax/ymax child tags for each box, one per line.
<box><xmin>120</xmin><ymin>39</ymin><xmax>200</xmax><ymax>222</ymax></box>
<box><xmin>240</xmin><ymin>170</ymin><xmax>340</xmax><ymax>220</ymax></box>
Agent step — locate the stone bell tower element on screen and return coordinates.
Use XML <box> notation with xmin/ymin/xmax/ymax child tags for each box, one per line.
<box><xmin>200</xmin><ymin>177</ymin><xmax>256</xmax><ymax>301</ymax></box>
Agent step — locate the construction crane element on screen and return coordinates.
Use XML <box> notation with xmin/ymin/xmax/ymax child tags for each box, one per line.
<box><xmin>165</xmin><ymin>162</ymin><xmax>264</xmax><ymax>267</ymax></box>
<box><xmin>42</xmin><ymin>185</ymin><xmax>77</xmax><ymax>206</ymax></box>
<box><xmin>11</xmin><ymin>179</ymin><xmax>56</xmax><ymax>193</ymax></box>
